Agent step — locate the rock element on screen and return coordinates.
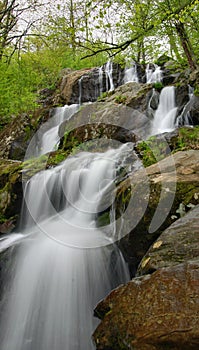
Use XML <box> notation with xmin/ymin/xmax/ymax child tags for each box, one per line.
<box><xmin>59</xmin><ymin>104</ymin><xmax>150</xmax><ymax>150</ymax></box>
<box><xmin>137</xmin><ymin>205</ymin><xmax>199</xmax><ymax>275</ymax></box>
<box><xmin>175</xmin><ymin>85</ymin><xmax>189</xmax><ymax>114</ymax></box>
<box><xmin>104</xmin><ymin>81</ymin><xmax>152</xmax><ymax>113</ymax></box>
<box><xmin>146</xmin><ymin>89</ymin><xmax>160</xmax><ymax>119</ymax></box>
<box><xmin>189</xmin><ymin>95</ymin><xmax>199</xmax><ymax>125</ymax></box>
<box><xmin>0</xmin><ymin>107</ymin><xmax>51</xmax><ymax>161</ymax></box>
<box><xmin>0</xmin><ymin>159</ymin><xmax>22</xmax><ymax>231</ymax></box>
<box><xmin>59</xmin><ymin>68</ymin><xmax>92</xmax><ymax>104</ymax></box>
<box><xmin>93</xmin><ymin>259</ymin><xmax>199</xmax><ymax>350</ymax></box>
<box><xmin>115</xmin><ymin>150</ymin><xmax>199</xmax><ymax>274</ymax></box>
<box><xmin>0</xmin><ymin>114</ymin><xmax>31</xmax><ymax>160</ymax></box>
<box><xmin>59</xmin><ymin>63</ymin><xmax>124</xmax><ymax>105</ymax></box>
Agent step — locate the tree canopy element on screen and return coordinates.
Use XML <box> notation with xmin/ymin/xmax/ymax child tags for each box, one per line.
<box><xmin>0</xmin><ymin>0</ymin><xmax>199</xmax><ymax>124</ymax></box>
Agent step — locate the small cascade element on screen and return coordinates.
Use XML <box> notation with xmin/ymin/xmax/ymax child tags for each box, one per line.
<box><xmin>146</xmin><ymin>63</ymin><xmax>162</xmax><ymax>84</ymax></box>
<box><xmin>105</xmin><ymin>61</ymin><xmax>114</xmax><ymax>91</ymax></box>
<box><xmin>151</xmin><ymin>86</ymin><xmax>178</xmax><ymax>135</ymax></box>
<box><xmin>98</xmin><ymin>66</ymin><xmax>104</xmax><ymax>95</ymax></box>
<box><xmin>0</xmin><ymin>145</ymin><xmax>132</xmax><ymax>350</ymax></box>
<box><xmin>123</xmin><ymin>62</ymin><xmax>138</xmax><ymax>83</ymax></box>
<box><xmin>38</xmin><ymin>104</ymin><xmax>79</xmax><ymax>156</ymax></box>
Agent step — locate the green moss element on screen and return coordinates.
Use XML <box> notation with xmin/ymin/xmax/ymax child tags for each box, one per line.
<box><xmin>173</xmin><ymin>126</ymin><xmax>199</xmax><ymax>151</ymax></box>
<box><xmin>96</xmin><ymin>212</ymin><xmax>110</xmax><ymax>227</ymax></box>
<box><xmin>194</xmin><ymin>84</ymin><xmax>199</xmax><ymax>96</ymax></box>
<box><xmin>153</xmin><ymin>82</ymin><xmax>164</xmax><ymax>91</ymax></box>
<box><xmin>97</xmin><ymin>90</ymin><xmax>114</xmax><ymax>101</ymax></box>
<box><xmin>114</xmin><ymin>95</ymin><xmax>127</xmax><ymax>104</ymax></box>
<box><xmin>136</xmin><ymin>127</ymin><xmax>199</xmax><ymax>168</ymax></box>
<box><xmin>136</xmin><ymin>138</ymin><xmax>166</xmax><ymax>167</ymax></box>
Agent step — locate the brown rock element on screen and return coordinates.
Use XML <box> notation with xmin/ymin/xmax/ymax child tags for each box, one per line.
<box><xmin>94</xmin><ymin>260</ymin><xmax>199</xmax><ymax>350</ymax></box>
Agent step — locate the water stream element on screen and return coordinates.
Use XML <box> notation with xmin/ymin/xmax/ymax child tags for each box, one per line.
<box><xmin>151</xmin><ymin>86</ymin><xmax>178</xmax><ymax>135</ymax></box>
<box><xmin>38</xmin><ymin>104</ymin><xmax>79</xmax><ymax>156</ymax></box>
<box><xmin>0</xmin><ymin>145</ymin><xmax>132</xmax><ymax>350</ymax></box>
<box><xmin>123</xmin><ymin>63</ymin><xmax>138</xmax><ymax>83</ymax></box>
<box><xmin>146</xmin><ymin>63</ymin><xmax>162</xmax><ymax>84</ymax></box>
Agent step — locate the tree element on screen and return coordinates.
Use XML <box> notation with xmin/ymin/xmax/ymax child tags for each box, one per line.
<box><xmin>82</xmin><ymin>0</ymin><xmax>199</xmax><ymax>70</ymax></box>
<box><xmin>0</xmin><ymin>0</ymin><xmax>47</xmax><ymax>62</ymax></box>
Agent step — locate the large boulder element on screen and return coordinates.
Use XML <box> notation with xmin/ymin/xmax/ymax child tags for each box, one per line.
<box><xmin>93</xmin><ymin>206</ymin><xmax>199</xmax><ymax>350</ymax></box>
<box><xmin>115</xmin><ymin>150</ymin><xmax>199</xmax><ymax>274</ymax></box>
<box><xmin>58</xmin><ymin>82</ymin><xmax>153</xmax><ymax>147</ymax></box>
<box><xmin>59</xmin><ymin>63</ymin><xmax>124</xmax><ymax>105</ymax></box>
<box><xmin>93</xmin><ymin>259</ymin><xmax>199</xmax><ymax>350</ymax></box>
<box><xmin>137</xmin><ymin>205</ymin><xmax>199</xmax><ymax>275</ymax></box>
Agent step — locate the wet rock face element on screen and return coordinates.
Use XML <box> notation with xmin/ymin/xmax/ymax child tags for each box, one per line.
<box><xmin>94</xmin><ymin>259</ymin><xmax>199</xmax><ymax>350</ymax></box>
<box><xmin>59</xmin><ymin>63</ymin><xmax>124</xmax><ymax>105</ymax></box>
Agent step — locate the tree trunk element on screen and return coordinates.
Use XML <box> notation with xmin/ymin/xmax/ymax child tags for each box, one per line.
<box><xmin>69</xmin><ymin>0</ymin><xmax>76</xmax><ymax>56</ymax></box>
<box><xmin>175</xmin><ymin>21</ymin><xmax>197</xmax><ymax>70</ymax></box>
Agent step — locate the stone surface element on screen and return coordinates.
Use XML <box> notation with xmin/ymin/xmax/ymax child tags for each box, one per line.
<box><xmin>94</xmin><ymin>259</ymin><xmax>199</xmax><ymax>350</ymax></box>
<box><xmin>93</xmin><ymin>153</ymin><xmax>199</xmax><ymax>350</ymax></box>
<box><xmin>137</xmin><ymin>205</ymin><xmax>199</xmax><ymax>275</ymax></box>
<box><xmin>59</xmin><ymin>63</ymin><xmax>124</xmax><ymax>105</ymax></box>
<box><xmin>59</xmin><ymin>104</ymin><xmax>149</xmax><ymax>147</ymax></box>
<box><xmin>0</xmin><ymin>159</ymin><xmax>22</xmax><ymax>231</ymax></box>
<box><xmin>116</xmin><ymin>150</ymin><xmax>199</xmax><ymax>274</ymax></box>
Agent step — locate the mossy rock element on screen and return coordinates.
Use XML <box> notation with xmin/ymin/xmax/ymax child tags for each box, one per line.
<box><xmin>135</xmin><ymin>126</ymin><xmax>199</xmax><ymax>167</ymax></box>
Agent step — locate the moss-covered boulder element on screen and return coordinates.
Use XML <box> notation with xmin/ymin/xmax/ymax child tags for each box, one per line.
<box><xmin>115</xmin><ymin>150</ymin><xmax>199</xmax><ymax>274</ymax></box>
<box><xmin>0</xmin><ymin>159</ymin><xmax>22</xmax><ymax>232</ymax></box>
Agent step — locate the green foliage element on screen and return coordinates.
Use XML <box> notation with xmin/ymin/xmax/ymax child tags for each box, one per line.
<box><xmin>194</xmin><ymin>84</ymin><xmax>199</xmax><ymax>96</ymax></box>
<box><xmin>136</xmin><ymin>126</ymin><xmax>199</xmax><ymax>168</ymax></box>
<box><xmin>173</xmin><ymin>126</ymin><xmax>199</xmax><ymax>151</ymax></box>
<box><xmin>0</xmin><ymin>46</ymin><xmax>106</xmax><ymax>125</ymax></box>
<box><xmin>153</xmin><ymin>82</ymin><xmax>164</xmax><ymax>91</ymax></box>
<box><xmin>114</xmin><ymin>95</ymin><xmax>127</xmax><ymax>104</ymax></box>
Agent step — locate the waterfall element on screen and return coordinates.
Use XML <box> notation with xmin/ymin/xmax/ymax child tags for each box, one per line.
<box><xmin>151</xmin><ymin>86</ymin><xmax>178</xmax><ymax>135</ymax></box>
<box><xmin>105</xmin><ymin>61</ymin><xmax>114</xmax><ymax>91</ymax></box>
<box><xmin>146</xmin><ymin>63</ymin><xmax>162</xmax><ymax>84</ymax></box>
<box><xmin>98</xmin><ymin>66</ymin><xmax>104</xmax><ymax>95</ymax></box>
<box><xmin>123</xmin><ymin>63</ymin><xmax>138</xmax><ymax>83</ymax></box>
<box><xmin>0</xmin><ymin>145</ymin><xmax>131</xmax><ymax>350</ymax></box>
<box><xmin>38</xmin><ymin>104</ymin><xmax>79</xmax><ymax>156</ymax></box>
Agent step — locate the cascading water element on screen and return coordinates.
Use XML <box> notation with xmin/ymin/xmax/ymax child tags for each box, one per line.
<box><xmin>98</xmin><ymin>66</ymin><xmax>104</xmax><ymax>95</ymax></box>
<box><xmin>146</xmin><ymin>63</ymin><xmax>162</xmax><ymax>84</ymax></box>
<box><xmin>38</xmin><ymin>104</ymin><xmax>79</xmax><ymax>156</ymax></box>
<box><xmin>105</xmin><ymin>61</ymin><xmax>114</xmax><ymax>91</ymax></box>
<box><xmin>0</xmin><ymin>144</ymin><xmax>133</xmax><ymax>350</ymax></box>
<box><xmin>151</xmin><ymin>86</ymin><xmax>178</xmax><ymax>135</ymax></box>
<box><xmin>123</xmin><ymin>63</ymin><xmax>138</xmax><ymax>84</ymax></box>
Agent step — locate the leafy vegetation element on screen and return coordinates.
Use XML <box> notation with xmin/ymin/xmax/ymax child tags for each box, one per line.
<box><xmin>136</xmin><ymin>126</ymin><xmax>199</xmax><ymax>167</ymax></box>
<box><xmin>0</xmin><ymin>0</ymin><xmax>199</xmax><ymax>126</ymax></box>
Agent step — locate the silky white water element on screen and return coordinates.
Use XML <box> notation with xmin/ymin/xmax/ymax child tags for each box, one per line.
<box><xmin>0</xmin><ymin>145</ymin><xmax>131</xmax><ymax>350</ymax></box>
<box><xmin>146</xmin><ymin>63</ymin><xmax>162</xmax><ymax>84</ymax></box>
<box><xmin>38</xmin><ymin>104</ymin><xmax>79</xmax><ymax>156</ymax></box>
<box><xmin>151</xmin><ymin>86</ymin><xmax>178</xmax><ymax>135</ymax></box>
<box><xmin>105</xmin><ymin>61</ymin><xmax>114</xmax><ymax>91</ymax></box>
<box><xmin>123</xmin><ymin>63</ymin><xmax>138</xmax><ymax>83</ymax></box>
